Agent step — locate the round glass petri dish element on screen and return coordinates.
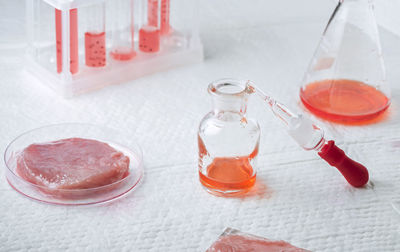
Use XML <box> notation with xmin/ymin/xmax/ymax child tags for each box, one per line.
<box><xmin>4</xmin><ymin>123</ymin><xmax>144</xmax><ymax>205</ymax></box>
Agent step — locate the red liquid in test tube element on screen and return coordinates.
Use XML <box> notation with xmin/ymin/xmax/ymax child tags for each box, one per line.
<box><xmin>56</xmin><ymin>9</ymin><xmax>62</xmax><ymax>73</ymax></box>
<box><xmin>55</xmin><ymin>8</ymin><xmax>79</xmax><ymax>74</ymax></box>
<box><xmin>85</xmin><ymin>32</ymin><xmax>106</xmax><ymax>67</ymax></box>
<box><xmin>85</xmin><ymin>3</ymin><xmax>106</xmax><ymax>67</ymax></box>
<box><xmin>160</xmin><ymin>0</ymin><xmax>170</xmax><ymax>35</ymax></box>
<box><xmin>110</xmin><ymin>0</ymin><xmax>136</xmax><ymax>61</ymax></box>
<box><xmin>69</xmin><ymin>9</ymin><xmax>78</xmax><ymax>74</ymax></box>
<box><xmin>139</xmin><ymin>25</ymin><xmax>160</xmax><ymax>52</ymax></box>
<box><xmin>147</xmin><ymin>0</ymin><xmax>159</xmax><ymax>27</ymax></box>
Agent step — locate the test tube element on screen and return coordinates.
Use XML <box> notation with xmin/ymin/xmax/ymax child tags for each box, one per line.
<box><xmin>139</xmin><ymin>26</ymin><xmax>160</xmax><ymax>52</ymax></box>
<box><xmin>160</xmin><ymin>0</ymin><xmax>170</xmax><ymax>35</ymax></box>
<box><xmin>85</xmin><ymin>3</ymin><xmax>106</xmax><ymax>67</ymax></box>
<box><xmin>55</xmin><ymin>9</ymin><xmax>62</xmax><ymax>73</ymax></box>
<box><xmin>147</xmin><ymin>0</ymin><xmax>159</xmax><ymax>27</ymax></box>
<box><xmin>55</xmin><ymin>8</ymin><xmax>79</xmax><ymax>74</ymax></box>
<box><xmin>139</xmin><ymin>0</ymin><xmax>160</xmax><ymax>53</ymax></box>
<box><xmin>111</xmin><ymin>0</ymin><xmax>136</xmax><ymax>61</ymax></box>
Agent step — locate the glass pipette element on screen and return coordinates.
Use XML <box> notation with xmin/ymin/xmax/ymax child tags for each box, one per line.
<box><xmin>247</xmin><ymin>82</ymin><xmax>369</xmax><ymax>187</ymax></box>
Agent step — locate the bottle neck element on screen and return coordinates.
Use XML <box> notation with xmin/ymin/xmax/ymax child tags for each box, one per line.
<box><xmin>208</xmin><ymin>79</ymin><xmax>250</xmax><ymax>116</ymax></box>
<box><xmin>212</xmin><ymin>96</ymin><xmax>248</xmax><ymax>116</ymax></box>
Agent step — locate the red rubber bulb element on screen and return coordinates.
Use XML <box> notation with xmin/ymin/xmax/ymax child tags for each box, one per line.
<box><xmin>318</xmin><ymin>140</ymin><xmax>369</xmax><ymax>187</ymax></box>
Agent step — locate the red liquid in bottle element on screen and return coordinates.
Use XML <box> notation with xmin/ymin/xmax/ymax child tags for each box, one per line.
<box><xmin>300</xmin><ymin>79</ymin><xmax>390</xmax><ymax>124</ymax></box>
<box><xmin>198</xmin><ymin>136</ymin><xmax>257</xmax><ymax>196</ymax></box>
<box><xmin>199</xmin><ymin>157</ymin><xmax>256</xmax><ymax>196</ymax></box>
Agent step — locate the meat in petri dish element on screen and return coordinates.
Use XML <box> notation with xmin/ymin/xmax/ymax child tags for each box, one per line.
<box><xmin>16</xmin><ymin>138</ymin><xmax>130</xmax><ymax>190</ymax></box>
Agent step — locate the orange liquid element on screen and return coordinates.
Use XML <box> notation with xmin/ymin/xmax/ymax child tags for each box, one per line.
<box><xmin>198</xmin><ymin>134</ymin><xmax>258</xmax><ymax>196</ymax></box>
<box><xmin>300</xmin><ymin>79</ymin><xmax>390</xmax><ymax>124</ymax></box>
<box><xmin>199</xmin><ymin>157</ymin><xmax>256</xmax><ymax>196</ymax></box>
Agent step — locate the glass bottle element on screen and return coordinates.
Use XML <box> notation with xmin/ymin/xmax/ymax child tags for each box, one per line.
<box><xmin>198</xmin><ymin>79</ymin><xmax>261</xmax><ymax>196</ymax></box>
<box><xmin>300</xmin><ymin>0</ymin><xmax>390</xmax><ymax>124</ymax></box>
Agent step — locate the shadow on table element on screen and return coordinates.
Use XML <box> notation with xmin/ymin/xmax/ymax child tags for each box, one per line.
<box><xmin>237</xmin><ymin>178</ymin><xmax>273</xmax><ymax>200</ymax></box>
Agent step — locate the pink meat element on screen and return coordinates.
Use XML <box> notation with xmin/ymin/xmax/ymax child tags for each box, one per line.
<box><xmin>16</xmin><ymin>138</ymin><xmax>130</xmax><ymax>190</ymax></box>
<box><xmin>207</xmin><ymin>235</ymin><xmax>309</xmax><ymax>252</ymax></box>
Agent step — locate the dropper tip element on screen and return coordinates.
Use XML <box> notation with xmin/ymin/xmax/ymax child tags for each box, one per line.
<box><xmin>245</xmin><ymin>81</ymin><xmax>272</xmax><ymax>104</ymax></box>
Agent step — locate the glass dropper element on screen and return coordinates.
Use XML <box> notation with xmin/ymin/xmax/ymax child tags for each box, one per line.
<box><xmin>247</xmin><ymin>81</ymin><xmax>369</xmax><ymax>187</ymax></box>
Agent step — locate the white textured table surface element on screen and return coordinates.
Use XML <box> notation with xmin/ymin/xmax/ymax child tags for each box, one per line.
<box><xmin>1</xmin><ymin>1</ymin><xmax>400</xmax><ymax>251</ymax></box>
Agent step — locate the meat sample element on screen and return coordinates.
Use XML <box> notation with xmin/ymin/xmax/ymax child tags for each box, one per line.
<box><xmin>16</xmin><ymin>138</ymin><xmax>130</xmax><ymax>190</ymax></box>
<box><xmin>207</xmin><ymin>229</ymin><xmax>310</xmax><ymax>252</ymax></box>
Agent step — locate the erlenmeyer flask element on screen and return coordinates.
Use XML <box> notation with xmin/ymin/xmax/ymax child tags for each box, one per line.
<box><xmin>300</xmin><ymin>0</ymin><xmax>390</xmax><ymax>124</ymax></box>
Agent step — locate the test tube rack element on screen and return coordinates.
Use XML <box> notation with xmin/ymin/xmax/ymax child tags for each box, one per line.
<box><xmin>25</xmin><ymin>0</ymin><xmax>203</xmax><ymax>97</ymax></box>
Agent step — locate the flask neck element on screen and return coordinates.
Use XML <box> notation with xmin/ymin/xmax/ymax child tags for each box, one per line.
<box><xmin>208</xmin><ymin>79</ymin><xmax>250</xmax><ymax>115</ymax></box>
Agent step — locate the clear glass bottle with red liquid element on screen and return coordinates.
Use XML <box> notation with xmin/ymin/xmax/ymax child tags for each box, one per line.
<box><xmin>300</xmin><ymin>0</ymin><xmax>390</xmax><ymax>124</ymax></box>
<box><xmin>198</xmin><ymin>79</ymin><xmax>260</xmax><ymax>196</ymax></box>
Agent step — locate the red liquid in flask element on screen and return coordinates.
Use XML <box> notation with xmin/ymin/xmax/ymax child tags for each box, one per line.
<box><xmin>300</xmin><ymin>79</ymin><xmax>390</xmax><ymax>124</ymax></box>
<box><xmin>85</xmin><ymin>32</ymin><xmax>106</xmax><ymax>67</ymax></box>
<box><xmin>198</xmin><ymin>137</ymin><xmax>257</xmax><ymax>196</ymax></box>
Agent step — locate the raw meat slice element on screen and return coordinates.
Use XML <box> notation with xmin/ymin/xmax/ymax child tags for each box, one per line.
<box><xmin>16</xmin><ymin>138</ymin><xmax>130</xmax><ymax>190</ymax></box>
<box><xmin>207</xmin><ymin>229</ymin><xmax>310</xmax><ymax>252</ymax></box>
<box><xmin>207</xmin><ymin>235</ymin><xmax>309</xmax><ymax>252</ymax></box>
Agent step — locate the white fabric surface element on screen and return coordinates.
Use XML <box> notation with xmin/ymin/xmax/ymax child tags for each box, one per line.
<box><xmin>1</xmin><ymin>0</ymin><xmax>400</xmax><ymax>251</ymax></box>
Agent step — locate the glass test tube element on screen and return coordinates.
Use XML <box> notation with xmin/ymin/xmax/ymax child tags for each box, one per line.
<box><xmin>147</xmin><ymin>0</ymin><xmax>159</xmax><ymax>27</ymax></box>
<box><xmin>55</xmin><ymin>8</ymin><xmax>79</xmax><ymax>74</ymax></box>
<box><xmin>85</xmin><ymin>3</ymin><xmax>106</xmax><ymax>67</ymax></box>
<box><xmin>139</xmin><ymin>0</ymin><xmax>160</xmax><ymax>52</ymax></box>
<box><xmin>111</xmin><ymin>0</ymin><xmax>136</xmax><ymax>61</ymax></box>
<box><xmin>160</xmin><ymin>0</ymin><xmax>170</xmax><ymax>35</ymax></box>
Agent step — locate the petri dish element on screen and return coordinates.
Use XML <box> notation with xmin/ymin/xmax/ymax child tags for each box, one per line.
<box><xmin>4</xmin><ymin>123</ymin><xmax>144</xmax><ymax>205</ymax></box>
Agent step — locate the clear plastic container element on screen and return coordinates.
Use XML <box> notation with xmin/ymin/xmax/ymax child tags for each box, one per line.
<box><xmin>4</xmin><ymin>123</ymin><xmax>144</xmax><ymax>205</ymax></box>
<box><xmin>198</xmin><ymin>79</ymin><xmax>261</xmax><ymax>196</ymax></box>
<box><xmin>25</xmin><ymin>0</ymin><xmax>203</xmax><ymax>97</ymax></box>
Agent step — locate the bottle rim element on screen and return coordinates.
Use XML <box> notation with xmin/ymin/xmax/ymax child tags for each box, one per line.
<box><xmin>208</xmin><ymin>78</ymin><xmax>251</xmax><ymax>98</ymax></box>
